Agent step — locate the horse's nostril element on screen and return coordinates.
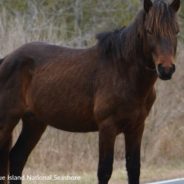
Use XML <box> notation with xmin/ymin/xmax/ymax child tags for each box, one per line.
<box><xmin>165</xmin><ymin>65</ymin><xmax>176</xmax><ymax>74</ymax></box>
<box><xmin>165</xmin><ymin>67</ymin><xmax>172</xmax><ymax>74</ymax></box>
<box><xmin>158</xmin><ymin>64</ymin><xmax>176</xmax><ymax>74</ymax></box>
<box><xmin>157</xmin><ymin>64</ymin><xmax>164</xmax><ymax>73</ymax></box>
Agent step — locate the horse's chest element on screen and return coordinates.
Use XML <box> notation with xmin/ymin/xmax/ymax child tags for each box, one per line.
<box><xmin>94</xmin><ymin>90</ymin><xmax>155</xmax><ymax>124</ymax></box>
<box><xmin>117</xmin><ymin>100</ymin><xmax>148</xmax><ymax>121</ymax></box>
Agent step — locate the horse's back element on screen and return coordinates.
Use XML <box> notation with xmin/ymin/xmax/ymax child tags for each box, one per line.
<box><xmin>8</xmin><ymin>42</ymin><xmax>91</xmax><ymax>64</ymax></box>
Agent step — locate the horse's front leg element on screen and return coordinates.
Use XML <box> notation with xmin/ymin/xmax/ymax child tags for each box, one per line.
<box><xmin>0</xmin><ymin>135</ymin><xmax>12</xmax><ymax>184</ymax></box>
<box><xmin>124</xmin><ymin>123</ymin><xmax>144</xmax><ymax>184</ymax></box>
<box><xmin>97</xmin><ymin>117</ymin><xmax>117</xmax><ymax>184</ymax></box>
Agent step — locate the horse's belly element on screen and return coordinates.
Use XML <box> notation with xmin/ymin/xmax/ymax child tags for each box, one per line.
<box><xmin>28</xmin><ymin>91</ymin><xmax>98</xmax><ymax>132</ymax></box>
<box><xmin>30</xmin><ymin>102</ymin><xmax>98</xmax><ymax>132</ymax></box>
<box><xmin>48</xmin><ymin>118</ymin><xmax>98</xmax><ymax>132</ymax></box>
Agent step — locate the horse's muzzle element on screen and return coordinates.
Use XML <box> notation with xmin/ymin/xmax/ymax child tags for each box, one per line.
<box><xmin>156</xmin><ymin>64</ymin><xmax>176</xmax><ymax>80</ymax></box>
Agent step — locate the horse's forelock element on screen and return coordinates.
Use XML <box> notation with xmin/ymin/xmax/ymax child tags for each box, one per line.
<box><xmin>145</xmin><ymin>0</ymin><xmax>179</xmax><ymax>38</ymax></box>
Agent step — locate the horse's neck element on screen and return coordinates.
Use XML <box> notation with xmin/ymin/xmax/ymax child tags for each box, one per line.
<box><xmin>112</xmin><ymin>16</ymin><xmax>158</xmax><ymax>97</ymax></box>
<box><xmin>127</xmin><ymin>30</ymin><xmax>157</xmax><ymax>89</ymax></box>
<box><xmin>118</xmin><ymin>54</ymin><xmax>157</xmax><ymax>98</ymax></box>
<box><xmin>134</xmin><ymin>59</ymin><xmax>157</xmax><ymax>97</ymax></box>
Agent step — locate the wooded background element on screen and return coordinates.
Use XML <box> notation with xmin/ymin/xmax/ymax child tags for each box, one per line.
<box><xmin>0</xmin><ymin>0</ymin><xmax>184</xmax><ymax>183</ymax></box>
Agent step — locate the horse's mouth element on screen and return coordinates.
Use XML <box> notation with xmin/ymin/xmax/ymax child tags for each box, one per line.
<box><xmin>158</xmin><ymin>74</ymin><xmax>172</xmax><ymax>80</ymax></box>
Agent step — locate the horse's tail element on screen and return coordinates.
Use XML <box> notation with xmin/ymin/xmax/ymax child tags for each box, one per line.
<box><xmin>0</xmin><ymin>55</ymin><xmax>35</xmax><ymax>116</ymax></box>
<box><xmin>0</xmin><ymin>56</ymin><xmax>35</xmax><ymax>86</ymax></box>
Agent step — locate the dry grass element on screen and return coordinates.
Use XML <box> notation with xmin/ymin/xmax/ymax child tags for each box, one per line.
<box><xmin>1</xmin><ymin>8</ymin><xmax>184</xmax><ymax>183</ymax></box>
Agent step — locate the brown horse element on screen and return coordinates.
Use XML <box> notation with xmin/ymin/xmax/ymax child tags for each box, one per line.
<box><xmin>0</xmin><ymin>0</ymin><xmax>180</xmax><ymax>184</ymax></box>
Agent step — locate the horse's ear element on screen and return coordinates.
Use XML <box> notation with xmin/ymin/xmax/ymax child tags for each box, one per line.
<box><xmin>144</xmin><ymin>0</ymin><xmax>153</xmax><ymax>13</ymax></box>
<box><xmin>170</xmin><ymin>0</ymin><xmax>180</xmax><ymax>12</ymax></box>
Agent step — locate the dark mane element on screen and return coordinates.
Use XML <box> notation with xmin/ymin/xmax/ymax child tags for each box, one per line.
<box><xmin>96</xmin><ymin>27</ymin><xmax>125</xmax><ymax>60</ymax></box>
<box><xmin>96</xmin><ymin>11</ymin><xmax>145</xmax><ymax>61</ymax></box>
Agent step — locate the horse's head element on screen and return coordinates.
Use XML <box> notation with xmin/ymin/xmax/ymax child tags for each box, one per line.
<box><xmin>143</xmin><ymin>0</ymin><xmax>180</xmax><ymax>80</ymax></box>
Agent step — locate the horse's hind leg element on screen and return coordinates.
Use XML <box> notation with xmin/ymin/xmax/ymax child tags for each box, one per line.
<box><xmin>9</xmin><ymin>113</ymin><xmax>46</xmax><ymax>184</ymax></box>
<box><xmin>0</xmin><ymin>114</ymin><xmax>20</xmax><ymax>184</ymax></box>
<box><xmin>0</xmin><ymin>136</ymin><xmax>12</xmax><ymax>184</ymax></box>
